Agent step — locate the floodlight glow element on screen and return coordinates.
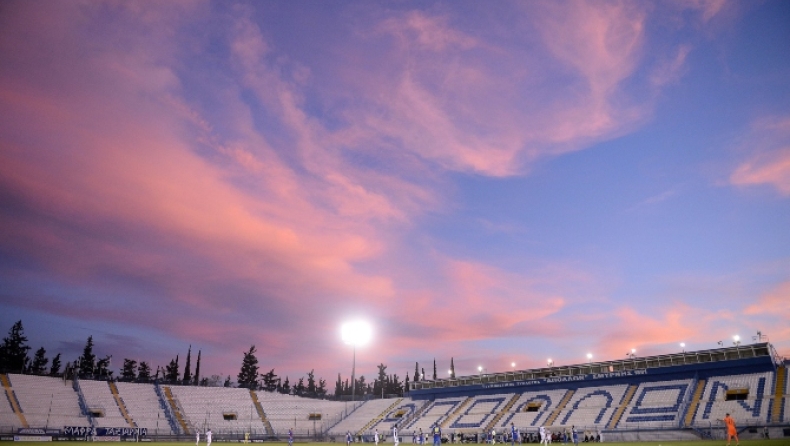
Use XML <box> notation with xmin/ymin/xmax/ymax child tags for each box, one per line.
<box><xmin>478</xmin><ymin>366</ymin><xmax>482</xmax><ymax>372</ymax></box>
<box><xmin>587</xmin><ymin>353</ymin><xmax>592</xmax><ymax>359</ymax></box>
<box><xmin>511</xmin><ymin>362</ymin><xmax>516</xmax><ymax>368</ymax></box>
<box><xmin>733</xmin><ymin>335</ymin><xmax>740</xmax><ymax>342</ymax></box>
<box><xmin>547</xmin><ymin>358</ymin><xmax>553</xmax><ymax>366</ymax></box>
<box><xmin>631</xmin><ymin>348</ymin><xmax>636</xmax><ymax>354</ymax></box>
<box><xmin>680</xmin><ymin>342</ymin><xmax>685</xmax><ymax>348</ymax></box>
<box><xmin>341</xmin><ymin>320</ymin><xmax>372</xmax><ymax>346</ymax></box>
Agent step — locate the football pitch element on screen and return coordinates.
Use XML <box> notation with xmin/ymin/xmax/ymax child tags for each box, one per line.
<box><xmin>9</xmin><ymin>442</ymin><xmax>790</xmax><ymax>446</ymax></box>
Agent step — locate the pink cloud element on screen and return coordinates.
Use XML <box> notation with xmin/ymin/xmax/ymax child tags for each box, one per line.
<box><xmin>730</xmin><ymin>116</ymin><xmax>790</xmax><ymax>195</ymax></box>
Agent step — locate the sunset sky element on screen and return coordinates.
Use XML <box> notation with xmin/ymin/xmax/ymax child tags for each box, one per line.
<box><xmin>1</xmin><ymin>1</ymin><xmax>789</xmax><ymax>387</ymax></box>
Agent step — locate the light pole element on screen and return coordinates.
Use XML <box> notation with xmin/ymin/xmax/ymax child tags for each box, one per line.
<box><xmin>341</xmin><ymin>320</ymin><xmax>372</xmax><ymax>403</ymax></box>
<box><xmin>626</xmin><ymin>349</ymin><xmax>636</xmax><ymax>359</ymax></box>
<box><xmin>680</xmin><ymin>342</ymin><xmax>685</xmax><ymax>352</ymax></box>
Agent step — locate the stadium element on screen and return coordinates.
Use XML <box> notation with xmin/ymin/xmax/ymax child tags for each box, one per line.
<box><xmin>2</xmin><ymin>342</ymin><xmax>788</xmax><ymax>443</ymax></box>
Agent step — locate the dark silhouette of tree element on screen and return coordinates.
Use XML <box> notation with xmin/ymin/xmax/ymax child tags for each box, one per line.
<box><xmin>30</xmin><ymin>347</ymin><xmax>48</xmax><ymax>375</ymax></box>
<box><xmin>294</xmin><ymin>377</ymin><xmax>306</xmax><ymax>396</ymax></box>
<box><xmin>182</xmin><ymin>345</ymin><xmax>192</xmax><ymax>385</ymax></box>
<box><xmin>280</xmin><ymin>376</ymin><xmax>290</xmax><ymax>394</ymax></box>
<box><xmin>261</xmin><ymin>369</ymin><xmax>278</xmax><ymax>392</ymax></box>
<box><xmin>306</xmin><ymin>370</ymin><xmax>316</xmax><ymax>396</ymax></box>
<box><xmin>165</xmin><ymin>355</ymin><xmax>180</xmax><ymax>383</ymax></box>
<box><xmin>404</xmin><ymin>374</ymin><xmax>410</xmax><ymax>393</ymax></box>
<box><xmin>122</xmin><ymin>359</ymin><xmax>138</xmax><ymax>381</ymax></box>
<box><xmin>375</xmin><ymin>363</ymin><xmax>388</xmax><ymax>397</ymax></box>
<box><xmin>193</xmin><ymin>350</ymin><xmax>201</xmax><ymax>386</ymax></box>
<box><xmin>138</xmin><ymin>361</ymin><xmax>152</xmax><ymax>383</ymax></box>
<box><xmin>79</xmin><ymin>336</ymin><xmax>96</xmax><ymax>378</ymax></box>
<box><xmin>223</xmin><ymin>375</ymin><xmax>231</xmax><ymax>387</ymax></box>
<box><xmin>433</xmin><ymin>359</ymin><xmax>437</xmax><ymax>380</ymax></box>
<box><xmin>334</xmin><ymin>374</ymin><xmax>343</xmax><ymax>398</ymax></box>
<box><xmin>96</xmin><ymin>355</ymin><xmax>113</xmax><ymax>380</ymax></box>
<box><xmin>49</xmin><ymin>353</ymin><xmax>62</xmax><ymax>377</ymax></box>
<box><xmin>450</xmin><ymin>357</ymin><xmax>456</xmax><ymax>378</ymax></box>
<box><xmin>413</xmin><ymin>362</ymin><xmax>419</xmax><ymax>382</ymax></box>
<box><xmin>0</xmin><ymin>320</ymin><xmax>31</xmax><ymax>373</ymax></box>
<box><xmin>317</xmin><ymin>378</ymin><xmax>327</xmax><ymax>397</ymax></box>
<box><xmin>237</xmin><ymin>345</ymin><xmax>260</xmax><ymax>389</ymax></box>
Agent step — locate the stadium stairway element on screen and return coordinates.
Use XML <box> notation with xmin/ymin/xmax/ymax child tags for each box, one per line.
<box><xmin>683</xmin><ymin>378</ymin><xmax>706</xmax><ymax>427</ymax></box>
<box><xmin>544</xmin><ymin>389</ymin><xmax>575</xmax><ymax>426</ymax></box>
<box><xmin>249</xmin><ymin>390</ymin><xmax>274</xmax><ymax>435</ymax></box>
<box><xmin>771</xmin><ymin>365</ymin><xmax>786</xmax><ymax>423</ymax></box>
<box><xmin>441</xmin><ymin>397</ymin><xmax>472</xmax><ymax>429</ymax></box>
<box><xmin>163</xmin><ymin>386</ymin><xmax>191</xmax><ymax>434</ymax></box>
<box><xmin>403</xmin><ymin>399</ymin><xmax>433</xmax><ymax>429</ymax></box>
<box><xmin>358</xmin><ymin>398</ymin><xmax>403</xmax><ymax>434</ymax></box>
<box><xmin>606</xmin><ymin>384</ymin><xmax>638</xmax><ymax>429</ymax></box>
<box><xmin>108</xmin><ymin>381</ymin><xmax>136</xmax><ymax>427</ymax></box>
<box><xmin>1</xmin><ymin>373</ymin><xmax>29</xmax><ymax>428</ymax></box>
<box><xmin>483</xmin><ymin>394</ymin><xmax>520</xmax><ymax>432</ymax></box>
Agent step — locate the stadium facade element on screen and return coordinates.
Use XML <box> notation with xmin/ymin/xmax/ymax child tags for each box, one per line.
<box><xmin>1</xmin><ymin>343</ymin><xmax>788</xmax><ymax>442</ymax></box>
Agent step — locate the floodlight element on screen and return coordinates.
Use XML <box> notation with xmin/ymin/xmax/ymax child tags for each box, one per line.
<box><xmin>341</xmin><ymin>320</ymin><xmax>372</xmax><ymax>346</ymax></box>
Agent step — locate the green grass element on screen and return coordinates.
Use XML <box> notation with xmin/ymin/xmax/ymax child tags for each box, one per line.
<box><xmin>8</xmin><ymin>442</ymin><xmax>790</xmax><ymax>446</ymax></box>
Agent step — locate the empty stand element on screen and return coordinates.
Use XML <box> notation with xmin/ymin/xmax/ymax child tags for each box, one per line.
<box><xmin>8</xmin><ymin>374</ymin><xmax>89</xmax><ymax>429</ymax></box>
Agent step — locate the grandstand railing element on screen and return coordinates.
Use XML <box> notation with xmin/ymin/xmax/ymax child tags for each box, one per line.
<box><xmin>411</xmin><ymin>343</ymin><xmax>775</xmax><ymax>391</ymax></box>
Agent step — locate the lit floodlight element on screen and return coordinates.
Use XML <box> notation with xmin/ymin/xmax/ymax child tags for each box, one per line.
<box><xmin>586</xmin><ymin>353</ymin><xmax>593</xmax><ymax>360</ymax></box>
<box><xmin>547</xmin><ymin>358</ymin><xmax>553</xmax><ymax>367</ymax></box>
<box><xmin>631</xmin><ymin>348</ymin><xmax>636</xmax><ymax>354</ymax></box>
<box><xmin>341</xmin><ymin>320</ymin><xmax>373</xmax><ymax>403</ymax></box>
<box><xmin>511</xmin><ymin>362</ymin><xmax>516</xmax><ymax>368</ymax></box>
<box><xmin>341</xmin><ymin>320</ymin><xmax>372</xmax><ymax>346</ymax></box>
<box><xmin>680</xmin><ymin>342</ymin><xmax>685</xmax><ymax>352</ymax></box>
<box><xmin>733</xmin><ymin>334</ymin><xmax>741</xmax><ymax>346</ymax></box>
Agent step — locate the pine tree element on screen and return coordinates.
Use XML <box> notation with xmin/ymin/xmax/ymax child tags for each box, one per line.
<box><xmin>450</xmin><ymin>357</ymin><xmax>456</xmax><ymax>378</ymax></box>
<box><xmin>413</xmin><ymin>362</ymin><xmax>419</xmax><ymax>382</ymax></box>
<box><xmin>224</xmin><ymin>375</ymin><xmax>232</xmax><ymax>387</ymax></box>
<box><xmin>138</xmin><ymin>361</ymin><xmax>152</xmax><ymax>383</ymax></box>
<box><xmin>294</xmin><ymin>377</ymin><xmax>306</xmax><ymax>396</ymax></box>
<box><xmin>261</xmin><ymin>369</ymin><xmax>278</xmax><ymax>392</ymax></box>
<box><xmin>95</xmin><ymin>355</ymin><xmax>113</xmax><ymax>380</ymax></box>
<box><xmin>280</xmin><ymin>376</ymin><xmax>291</xmax><ymax>394</ymax></box>
<box><xmin>433</xmin><ymin>359</ymin><xmax>437</xmax><ymax>380</ymax></box>
<box><xmin>30</xmin><ymin>347</ymin><xmax>48</xmax><ymax>375</ymax></box>
<box><xmin>376</xmin><ymin>363</ymin><xmax>387</xmax><ymax>397</ymax></box>
<box><xmin>237</xmin><ymin>345</ymin><xmax>260</xmax><ymax>389</ymax></box>
<box><xmin>334</xmin><ymin>374</ymin><xmax>343</xmax><ymax>398</ymax></box>
<box><xmin>404</xmin><ymin>374</ymin><xmax>410</xmax><ymax>393</ymax></box>
<box><xmin>193</xmin><ymin>350</ymin><xmax>201</xmax><ymax>386</ymax></box>
<box><xmin>165</xmin><ymin>355</ymin><xmax>180</xmax><ymax>383</ymax></box>
<box><xmin>79</xmin><ymin>336</ymin><xmax>96</xmax><ymax>378</ymax></box>
<box><xmin>317</xmin><ymin>378</ymin><xmax>327</xmax><ymax>397</ymax></box>
<box><xmin>49</xmin><ymin>353</ymin><xmax>62</xmax><ymax>377</ymax></box>
<box><xmin>0</xmin><ymin>320</ymin><xmax>31</xmax><ymax>373</ymax></box>
<box><xmin>306</xmin><ymin>370</ymin><xmax>316</xmax><ymax>396</ymax></box>
<box><xmin>182</xmin><ymin>345</ymin><xmax>192</xmax><ymax>385</ymax></box>
<box><xmin>121</xmin><ymin>359</ymin><xmax>138</xmax><ymax>381</ymax></box>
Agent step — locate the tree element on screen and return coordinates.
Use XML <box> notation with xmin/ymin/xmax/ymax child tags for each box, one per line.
<box><xmin>237</xmin><ymin>345</ymin><xmax>260</xmax><ymax>389</ymax></box>
<box><xmin>206</xmin><ymin>374</ymin><xmax>223</xmax><ymax>387</ymax></box>
<box><xmin>223</xmin><ymin>375</ymin><xmax>232</xmax><ymax>387</ymax></box>
<box><xmin>79</xmin><ymin>336</ymin><xmax>96</xmax><ymax>378</ymax></box>
<box><xmin>293</xmin><ymin>377</ymin><xmax>306</xmax><ymax>396</ymax></box>
<box><xmin>95</xmin><ymin>355</ymin><xmax>113</xmax><ymax>380</ymax></box>
<box><xmin>261</xmin><ymin>369</ymin><xmax>278</xmax><ymax>392</ymax></box>
<box><xmin>138</xmin><ymin>361</ymin><xmax>152</xmax><ymax>383</ymax></box>
<box><xmin>317</xmin><ymin>378</ymin><xmax>327</xmax><ymax>398</ymax></box>
<box><xmin>450</xmin><ymin>357</ymin><xmax>456</xmax><ymax>379</ymax></box>
<box><xmin>334</xmin><ymin>374</ymin><xmax>343</xmax><ymax>399</ymax></box>
<box><xmin>121</xmin><ymin>359</ymin><xmax>138</xmax><ymax>382</ymax></box>
<box><xmin>49</xmin><ymin>353</ymin><xmax>62</xmax><ymax>377</ymax></box>
<box><xmin>433</xmin><ymin>359</ymin><xmax>437</xmax><ymax>380</ymax></box>
<box><xmin>375</xmin><ymin>363</ymin><xmax>388</xmax><ymax>397</ymax></box>
<box><xmin>404</xmin><ymin>374</ymin><xmax>410</xmax><ymax>393</ymax></box>
<box><xmin>165</xmin><ymin>355</ymin><xmax>180</xmax><ymax>383</ymax></box>
<box><xmin>306</xmin><ymin>370</ymin><xmax>316</xmax><ymax>397</ymax></box>
<box><xmin>193</xmin><ymin>350</ymin><xmax>201</xmax><ymax>386</ymax></box>
<box><xmin>0</xmin><ymin>320</ymin><xmax>31</xmax><ymax>373</ymax></box>
<box><xmin>182</xmin><ymin>345</ymin><xmax>192</xmax><ymax>385</ymax></box>
<box><xmin>30</xmin><ymin>347</ymin><xmax>48</xmax><ymax>375</ymax></box>
<box><xmin>280</xmin><ymin>376</ymin><xmax>291</xmax><ymax>394</ymax></box>
<box><xmin>413</xmin><ymin>362</ymin><xmax>419</xmax><ymax>383</ymax></box>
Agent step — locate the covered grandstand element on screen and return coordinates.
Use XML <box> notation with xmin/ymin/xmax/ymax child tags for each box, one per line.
<box><xmin>1</xmin><ymin>343</ymin><xmax>787</xmax><ymax>442</ymax></box>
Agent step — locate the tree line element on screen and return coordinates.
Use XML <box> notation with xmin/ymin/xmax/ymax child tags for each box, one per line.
<box><xmin>0</xmin><ymin>320</ymin><xmax>451</xmax><ymax>400</ymax></box>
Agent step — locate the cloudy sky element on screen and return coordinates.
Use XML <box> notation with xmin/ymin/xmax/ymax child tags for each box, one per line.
<box><xmin>1</xmin><ymin>0</ymin><xmax>789</xmax><ymax>386</ymax></box>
